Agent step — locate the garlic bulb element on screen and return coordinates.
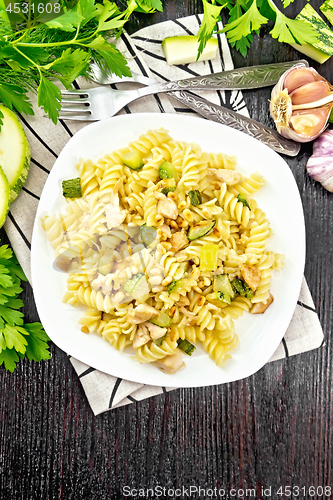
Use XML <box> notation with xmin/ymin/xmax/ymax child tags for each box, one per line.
<box><xmin>270</xmin><ymin>65</ymin><xmax>333</xmax><ymax>143</ymax></box>
<box><xmin>307</xmin><ymin>129</ymin><xmax>333</xmax><ymax>192</ymax></box>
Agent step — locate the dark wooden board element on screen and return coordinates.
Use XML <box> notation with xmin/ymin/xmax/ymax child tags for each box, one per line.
<box><xmin>1</xmin><ymin>1</ymin><xmax>332</xmax><ymax>499</ymax></box>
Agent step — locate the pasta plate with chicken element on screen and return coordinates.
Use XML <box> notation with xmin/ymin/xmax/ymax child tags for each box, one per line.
<box><xmin>41</xmin><ymin>127</ymin><xmax>284</xmax><ymax>375</ymax></box>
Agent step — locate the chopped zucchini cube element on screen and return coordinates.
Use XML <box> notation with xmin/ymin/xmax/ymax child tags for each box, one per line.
<box><xmin>121</xmin><ymin>151</ymin><xmax>144</xmax><ymax>170</ymax></box>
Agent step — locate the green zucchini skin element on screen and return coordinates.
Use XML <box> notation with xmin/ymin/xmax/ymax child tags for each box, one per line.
<box><xmin>0</xmin><ymin>105</ymin><xmax>31</xmax><ymax>204</ymax></box>
<box><xmin>187</xmin><ymin>220</ymin><xmax>216</xmax><ymax>241</ymax></box>
<box><xmin>0</xmin><ymin>165</ymin><xmax>9</xmax><ymax>228</ymax></box>
<box><xmin>121</xmin><ymin>152</ymin><xmax>144</xmax><ymax>170</ymax></box>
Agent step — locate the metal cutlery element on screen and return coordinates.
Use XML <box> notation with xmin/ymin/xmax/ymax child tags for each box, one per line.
<box><xmin>61</xmin><ymin>60</ymin><xmax>308</xmax><ymax>121</ymax></box>
<box><xmin>61</xmin><ymin>60</ymin><xmax>307</xmax><ymax>156</ymax></box>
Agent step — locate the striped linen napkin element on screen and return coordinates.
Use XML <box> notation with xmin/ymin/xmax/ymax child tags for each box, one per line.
<box><xmin>4</xmin><ymin>16</ymin><xmax>324</xmax><ymax>415</ymax></box>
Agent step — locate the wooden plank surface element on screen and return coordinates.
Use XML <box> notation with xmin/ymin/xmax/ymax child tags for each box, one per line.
<box><xmin>1</xmin><ymin>1</ymin><xmax>332</xmax><ymax>498</ymax></box>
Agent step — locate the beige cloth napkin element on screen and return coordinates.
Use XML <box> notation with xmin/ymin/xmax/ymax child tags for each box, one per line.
<box><xmin>4</xmin><ymin>16</ymin><xmax>324</xmax><ymax>415</ymax></box>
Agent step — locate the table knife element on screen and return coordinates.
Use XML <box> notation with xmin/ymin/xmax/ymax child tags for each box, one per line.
<box><xmin>169</xmin><ymin>90</ymin><xmax>300</xmax><ymax>157</ymax></box>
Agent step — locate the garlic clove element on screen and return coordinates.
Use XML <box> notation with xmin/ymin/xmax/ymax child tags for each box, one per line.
<box><xmin>289</xmin><ymin>106</ymin><xmax>331</xmax><ymax>141</ymax></box>
<box><xmin>283</xmin><ymin>66</ymin><xmax>319</xmax><ymax>93</ymax></box>
<box><xmin>289</xmin><ymin>81</ymin><xmax>331</xmax><ymax>105</ymax></box>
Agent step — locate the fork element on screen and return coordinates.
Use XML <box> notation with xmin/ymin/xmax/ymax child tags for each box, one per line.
<box><xmin>60</xmin><ymin>60</ymin><xmax>306</xmax><ymax>121</ymax></box>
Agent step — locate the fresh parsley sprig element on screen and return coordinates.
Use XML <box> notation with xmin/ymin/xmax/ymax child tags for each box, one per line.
<box><xmin>198</xmin><ymin>0</ymin><xmax>318</xmax><ymax>58</ymax></box>
<box><xmin>0</xmin><ymin>0</ymin><xmax>162</xmax><ymax>126</ymax></box>
<box><xmin>0</xmin><ymin>244</ymin><xmax>51</xmax><ymax>372</ymax></box>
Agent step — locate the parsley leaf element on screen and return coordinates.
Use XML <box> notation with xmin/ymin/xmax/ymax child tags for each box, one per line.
<box><xmin>23</xmin><ymin>323</ymin><xmax>51</xmax><ymax>362</ymax></box>
<box><xmin>37</xmin><ymin>75</ymin><xmax>62</xmax><ymax>124</ymax></box>
<box><xmin>268</xmin><ymin>0</ymin><xmax>318</xmax><ymax>45</ymax></box>
<box><xmin>2</xmin><ymin>324</ymin><xmax>27</xmax><ymax>353</ymax></box>
<box><xmin>0</xmin><ymin>347</ymin><xmax>20</xmax><ymax>372</ymax></box>
<box><xmin>223</xmin><ymin>0</ymin><xmax>268</xmax><ymax>43</ymax></box>
<box><xmin>0</xmin><ymin>0</ymin><xmax>161</xmax><ymax>127</ymax></box>
<box><xmin>197</xmin><ymin>0</ymin><xmax>226</xmax><ymax>58</ymax></box>
<box><xmin>88</xmin><ymin>36</ymin><xmax>131</xmax><ymax>78</ymax></box>
<box><xmin>0</xmin><ymin>83</ymin><xmax>34</xmax><ymax>116</ymax></box>
<box><xmin>47</xmin><ymin>48</ymin><xmax>90</xmax><ymax>87</ymax></box>
<box><xmin>198</xmin><ymin>0</ymin><xmax>318</xmax><ymax>58</ymax></box>
<box><xmin>0</xmin><ymin>243</ymin><xmax>50</xmax><ymax>371</ymax></box>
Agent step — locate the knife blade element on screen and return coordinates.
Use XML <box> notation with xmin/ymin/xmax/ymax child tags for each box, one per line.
<box><xmin>169</xmin><ymin>90</ymin><xmax>300</xmax><ymax>157</ymax></box>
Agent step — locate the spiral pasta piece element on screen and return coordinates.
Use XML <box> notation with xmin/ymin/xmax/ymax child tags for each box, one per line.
<box><xmin>131</xmin><ymin>337</ymin><xmax>179</xmax><ymax>364</ymax></box>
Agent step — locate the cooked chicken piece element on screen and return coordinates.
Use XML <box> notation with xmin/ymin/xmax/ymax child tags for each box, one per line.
<box><xmin>112</xmin><ymin>175</ymin><xmax>125</xmax><ymax>194</ymax></box>
<box><xmin>251</xmin><ymin>293</ymin><xmax>274</xmax><ymax>314</ymax></box>
<box><xmin>169</xmin><ymin>231</ymin><xmax>189</xmax><ymax>252</ymax></box>
<box><xmin>157</xmin><ymin>197</ymin><xmax>178</xmax><ymax>220</ymax></box>
<box><xmin>154</xmin><ymin>350</ymin><xmax>185</xmax><ymax>374</ymax></box>
<box><xmin>133</xmin><ymin>324</ymin><xmax>151</xmax><ymax>349</ymax></box>
<box><xmin>158</xmin><ymin>224</ymin><xmax>172</xmax><ymax>240</ymax></box>
<box><xmin>128</xmin><ymin>304</ymin><xmax>159</xmax><ymax>324</ymax></box>
<box><xmin>208</xmin><ymin>168</ymin><xmax>242</xmax><ymax>185</ymax></box>
<box><xmin>105</xmin><ymin>192</ymin><xmax>127</xmax><ymax>229</ymax></box>
<box><xmin>143</xmin><ymin>322</ymin><xmax>167</xmax><ymax>340</ymax></box>
<box><xmin>240</xmin><ymin>264</ymin><xmax>261</xmax><ymax>291</ymax></box>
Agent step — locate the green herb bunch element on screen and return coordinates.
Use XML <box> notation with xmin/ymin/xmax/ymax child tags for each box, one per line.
<box><xmin>0</xmin><ymin>244</ymin><xmax>50</xmax><ymax>372</ymax></box>
<box><xmin>0</xmin><ymin>0</ymin><xmax>162</xmax><ymax>126</ymax></box>
<box><xmin>198</xmin><ymin>0</ymin><xmax>318</xmax><ymax>57</ymax></box>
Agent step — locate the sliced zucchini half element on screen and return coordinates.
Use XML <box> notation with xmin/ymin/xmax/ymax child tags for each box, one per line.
<box><xmin>0</xmin><ymin>105</ymin><xmax>31</xmax><ymax>203</ymax></box>
<box><xmin>187</xmin><ymin>220</ymin><xmax>216</xmax><ymax>241</ymax></box>
<box><xmin>0</xmin><ymin>165</ymin><xmax>9</xmax><ymax>228</ymax></box>
<box><xmin>161</xmin><ymin>36</ymin><xmax>218</xmax><ymax>65</ymax></box>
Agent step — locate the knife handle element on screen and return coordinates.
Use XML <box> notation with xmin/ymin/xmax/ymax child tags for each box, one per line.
<box><xmin>170</xmin><ymin>91</ymin><xmax>300</xmax><ymax>157</ymax></box>
<box><xmin>137</xmin><ymin>60</ymin><xmax>308</xmax><ymax>97</ymax></box>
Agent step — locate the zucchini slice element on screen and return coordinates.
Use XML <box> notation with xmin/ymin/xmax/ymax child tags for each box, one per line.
<box><xmin>0</xmin><ymin>105</ymin><xmax>31</xmax><ymax>203</ymax></box>
<box><xmin>213</xmin><ymin>274</ymin><xmax>236</xmax><ymax>299</ymax></box>
<box><xmin>62</xmin><ymin>177</ymin><xmax>82</xmax><ymax>198</ymax></box>
<box><xmin>206</xmin><ymin>291</ymin><xmax>232</xmax><ymax>306</ymax></box>
<box><xmin>188</xmin><ymin>190</ymin><xmax>202</xmax><ymax>206</ymax></box>
<box><xmin>177</xmin><ymin>338</ymin><xmax>196</xmax><ymax>356</ymax></box>
<box><xmin>121</xmin><ymin>151</ymin><xmax>144</xmax><ymax>170</ymax></box>
<box><xmin>0</xmin><ymin>165</ymin><xmax>9</xmax><ymax>228</ymax></box>
<box><xmin>124</xmin><ymin>273</ymin><xmax>150</xmax><ymax>301</ymax></box>
<box><xmin>159</xmin><ymin>161</ymin><xmax>178</xmax><ymax>181</ymax></box>
<box><xmin>187</xmin><ymin>220</ymin><xmax>216</xmax><ymax>241</ymax></box>
<box><xmin>231</xmin><ymin>278</ymin><xmax>254</xmax><ymax>299</ymax></box>
<box><xmin>149</xmin><ymin>311</ymin><xmax>172</xmax><ymax>328</ymax></box>
<box><xmin>140</xmin><ymin>224</ymin><xmax>158</xmax><ymax>248</ymax></box>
